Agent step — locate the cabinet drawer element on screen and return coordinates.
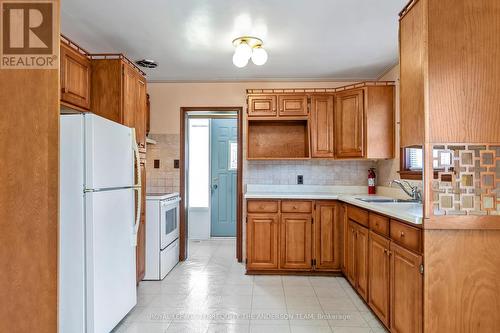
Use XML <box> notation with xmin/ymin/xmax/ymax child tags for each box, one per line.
<box><xmin>369</xmin><ymin>213</ymin><xmax>389</xmax><ymax>237</ymax></box>
<box><xmin>347</xmin><ymin>205</ymin><xmax>368</xmax><ymax>227</ymax></box>
<box><xmin>390</xmin><ymin>220</ymin><xmax>422</xmax><ymax>253</ymax></box>
<box><xmin>247</xmin><ymin>200</ymin><xmax>279</xmax><ymax>213</ymax></box>
<box><xmin>281</xmin><ymin>200</ymin><xmax>312</xmax><ymax>213</ymax></box>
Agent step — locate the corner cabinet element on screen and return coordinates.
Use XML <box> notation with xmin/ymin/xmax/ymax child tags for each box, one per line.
<box><xmin>335</xmin><ymin>86</ymin><xmax>395</xmax><ymax>159</ymax></box>
<box><xmin>335</xmin><ymin>89</ymin><xmax>365</xmax><ymax>158</ymax></box>
<box><xmin>60</xmin><ymin>42</ymin><xmax>91</xmax><ymax>111</ymax></box>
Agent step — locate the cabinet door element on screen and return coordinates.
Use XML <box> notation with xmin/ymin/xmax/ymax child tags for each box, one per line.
<box><xmin>335</xmin><ymin>89</ymin><xmax>365</xmax><ymax>158</ymax></box>
<box><xmin>136</xmin><ymin>162</ymin><xmax>146</xmax><ymax>282</ymax></box>
<box><xmin>314</xmin><ymin>202</ymin><xmax>340</xmax><ymax>270</ymax></box>
<box><xmin>355</xmin><ymin>224</ymin><xmax>369</xmax><ymax>301</ymax></box>
<box><xmin>399</xmin><ymin>0</ymin><xmax>425</xmax><ymax>147</ymax></box>
<box><xmin>247</xmin><ymin>214</ymin><xmax>279</xmax><ymax>270</ymax></box>
<box><xmin>60</xmin><ymin>43</ymin><xmax>91</xmax><ymax>110</ymax></box>
<box><xmin>390</xmin><ymin>242</ymin><xmax>423</xmax><ymax>333</ymax></box>
<box><xmin>280</xmin><ymin>213</ymin><xmax>312</xmax><ymax>270</ymax></box>
<box><xmin>368</xmin><ymin>231</ymin><xmax>390</xmax><ymax>327</ymax></box>
<box><xmin>278</xmin><ymin>95</ymin><xmax>308</xmax><ymax>117</ymax></box>
<box><xmin>122</xmin><ymin>64</ymin><xmax>137</xmax><ymax>128</ymax></box>
<box><xmin>248</xmin><ymin>95</ymin><xmax>277</xmax><ymax>117</ymax></box>
<box><xmin>310</xmin><ymin>95</ymin><xmax>335</xmax><ymax>157</ymax></box>
<box><xmin>341</xmin><ymin>204</ymin><xmax>348</xmax><ymax>274</ymax></box>
<box><xmin>135</xmin><ymin>76</ymin><xmax>147</xmax><ymax>148</ymax></box>
<box><xmin>346</xmin><ymin>220</ymin><xmax>357</xmax><ymax>285</ymax></box>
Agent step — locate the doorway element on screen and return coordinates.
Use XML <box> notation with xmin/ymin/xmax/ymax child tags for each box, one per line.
<box><xmin>179</xmin><ymin>107</ymin><xmax>243</xmax><ymax>262</ymax></box>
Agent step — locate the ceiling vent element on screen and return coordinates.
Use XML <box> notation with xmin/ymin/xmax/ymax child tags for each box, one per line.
<box><xmin>135</xmin><ymin>59</ymin><xmax>158</xmax><ymax>69</ymax></box>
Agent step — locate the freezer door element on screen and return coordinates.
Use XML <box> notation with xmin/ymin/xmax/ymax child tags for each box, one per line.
<box><xmin>59</xmin><ymin>114</ymin><xmax>86</xmax><ymax>333</ymax></box>
<box><xmin>85</xmin><ymin>189</ymin><xmax>137</xmax><ymax>333</ymax></box>
<box><xmin>84</xmin><ymin>114</ymin><xmax>134</xmax><ymax>189</ymax></box>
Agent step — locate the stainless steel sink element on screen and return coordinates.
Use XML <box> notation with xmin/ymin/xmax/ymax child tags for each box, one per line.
<box><xmin>356</xmin><ymin>198</ymin><xmax>420</xmax><ymax>203</ymax></box>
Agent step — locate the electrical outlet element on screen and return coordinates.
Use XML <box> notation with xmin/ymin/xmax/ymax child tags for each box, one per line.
<box><xmin>297</xmin><ymin>175</ymin><xmax>304</xmax><ymax>184</ymax></box>
<box><xmin>174</xmin><ymin>159</ymin><xmax>180</xmax><ymax>169</ymax></box>
<box><xmin>153</xmin><ymin>159</ymin><xmax>160</xmax><ymax>168</ymax></box>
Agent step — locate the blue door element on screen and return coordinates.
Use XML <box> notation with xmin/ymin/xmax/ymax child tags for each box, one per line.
<box><xmin>210</xmin><ymin>118</ymin><xmax>237</xmax><ymax>237</ymax></box>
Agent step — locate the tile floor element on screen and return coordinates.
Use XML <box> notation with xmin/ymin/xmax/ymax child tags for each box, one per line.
<box><xmin>114</xmin><ymin>239</ymin><xmax>388</xmax><ymax>333</ymax></box>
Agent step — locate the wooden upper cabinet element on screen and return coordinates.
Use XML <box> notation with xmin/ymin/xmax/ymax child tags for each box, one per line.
<box><xmin>60</xmin><ymin>42</ymin><xmax>91</xmax><ymax>110</ymax></box>
<box><xmin>146</xmin><ymin>94</ymin><xmax>151</xmax><ymax>137</ymax></box>
<box><xmin>399</xmin><ymin>0</ymin><xmax>425</xmax><ymax>147</ymax></box>
<box><xmin>91</xmin><ymin>58</ymin><xmax>147</xmax><ymax>146</ymax></box>
<box><xmin>280</xmin><ymin>213</ymin><xmax>312</xmax><ymax>270</ymax></box>
<box><xmin>248</xmin><ymin>95</ymin><xmax>277</xmax><ymax>117</ymax></box>
<box><xmin>247</xmin><ymin>213</ymin><xmax>279</xmax><ymax>270</ymax></box>
<box><xmin>122</xmin><ymin>64</ymin><xmax>137</xmax><ymax>128</ymax></box>
<box><xmin>314</xmin><ymin>202</ymin><xmax>340</xmax><ymax>270</ymax></box>
<box><xmin>278</xmin><ymin>95</ymin><xmax>308</xmax><ymax>117</ymax></box>
<box><xmin>335</xmin><ymin>89</ymin><xmax>365</xmax><ymax>158</ymax></box>
<box><xmin>390</xmin><ymin>242</ymin><xmax>423</xmax><ymax>333</ymax></box>
<box><xmin>368</xmin><ymin>231</ymin><xmax>391</xmax><ymax>327</ymax></box>
<box><xmin>310</xmin><ymin>95</ymin><xmax>335</xmax><ymax>158</ymax></box>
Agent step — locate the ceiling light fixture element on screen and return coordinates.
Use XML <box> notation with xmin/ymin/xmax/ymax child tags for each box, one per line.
<box><xmin>232</xmin><ymin>36</ymin><xmax>268</xmax><ymax>68</ymax></box>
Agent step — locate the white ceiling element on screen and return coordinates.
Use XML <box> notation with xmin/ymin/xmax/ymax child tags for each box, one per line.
<box><xmin>61</xmin><ymin>0</ymin><xmax>406</xmax><ymax>82</ymax></box>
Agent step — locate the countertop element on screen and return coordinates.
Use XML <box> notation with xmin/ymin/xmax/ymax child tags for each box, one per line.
<box><xmin>146</xmin><ymin>192</ymin><xmax>180</xmax><ymax>201</ymax></box>
<box><xmin>244</xmin><ymin>185</ymin><xmax>423</xmax><ymax>225</ymax></box>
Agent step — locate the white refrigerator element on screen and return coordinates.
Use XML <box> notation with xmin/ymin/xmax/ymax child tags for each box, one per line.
<box><xmin>59</xmin><ymin>113</ymin><xmax>140</xmax><ymax>333</ymax></box>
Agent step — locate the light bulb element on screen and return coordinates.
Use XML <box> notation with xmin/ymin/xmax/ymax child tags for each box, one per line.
<box><xmin>234</xmin><ymin>41</ymin><xmax>252</xmax><ymax>60</ymax></box>
<box><xmin>233</xmin><ymin>52</ymin><xmax>248</xmax><ymax>68</ymax></box>
<box><xmin>251</xmin><ymin>46</ymin><xmax>268</xmax><ymax>66</ymax></box>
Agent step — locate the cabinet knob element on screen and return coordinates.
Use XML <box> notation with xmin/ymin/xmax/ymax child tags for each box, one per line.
<box><xmin>375</xmin><ymin>222</ymin><xmax>379</xmax><ymax>227</ymax></box>
<box><xmin>293</xmin><ymin>206</ymin><xmax>297</xmax><ymax>210</ymax></box>
<box><xmin>400</xmin><ymin>231</ymin><xmax>405</xmax><ymax>238</ymax></box>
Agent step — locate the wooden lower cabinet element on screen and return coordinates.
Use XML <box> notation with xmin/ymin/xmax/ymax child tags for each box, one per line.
<box><xmin>345</xmin><ymin>220</ymin><xmax>369</xmax><ymax>301</ymax></box>
<box><xmin>136</xmin><ymin>161</ymin><xmax>146</xmax><ymax>282</ymax></box>
<box><xmin>315</xmin><ymin>202</ymin><xmax>340</xmax><ymax>270</ymax></box>
<box><xmin>247</xmin><ymin>213</ymin><xmax>279</xmax><ymax>270</ymax></box>
<box><xmin>346</xmin><ymin>220</ymin><xmax>357</xmax><ymax>285</ymax></box>
<box><xmin>246</xmin><ymin>199</ymin><xmax>340</xmax><ymax>273</ymax></box>
<box><xmin>390</xmin><ymin>242</ymin><xmax>423</xmax><ymax>333</ymax></box>
<box><xmin>280</xmin><ymin>213</ymin><xmax>312</xmax><ymax>270</ymax></box>
<box><xmin>368</xmin><ymin>231</ymin><xmax>391</xmax><ymax>327</ymax></box>
<box><xmin>355</xmin><ymin>223</ymin><xmax>369</xmax><ymax>301</ymax></box>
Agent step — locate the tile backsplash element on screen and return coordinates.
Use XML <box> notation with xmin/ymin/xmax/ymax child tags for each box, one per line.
<box><xmin>146</xmin><ymin>133</ymin><xmax>380</xmax><ymax>193</ymax></box>
<box><xmin>146</xmin><ymin>134</ymin><xmax>180</xmax><ymax>194</ymax></box>
<box><xmin>244</xmin><ymin>160</ymin><xmax>376</xmax><ymax>186</ymax></box>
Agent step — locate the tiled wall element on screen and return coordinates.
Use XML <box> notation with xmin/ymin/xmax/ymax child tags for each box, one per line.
<box><xmin>244</xmin><ymin>160</ymin><xmax>376</xmax><ymax>186</ymax></box>
<box><xmin>431</xmin><ymin>144</ymin><xmax>500</xmax><ymax>216</ymax></box>
<box><xmin>146</xmin><ymin>134</ymin><xmax>180</xmax><ymax>194</ymax></box>
<box><xmin>146</xmin><ymin>133</ymin><xmax>378</xmax><ymax>193</ymax></box>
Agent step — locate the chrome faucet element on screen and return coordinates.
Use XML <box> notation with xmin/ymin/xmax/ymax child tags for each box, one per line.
<box><xmin>389</xmin><ymin>179</ymin><xmax>422</xmax><ymax>202</ymax></box>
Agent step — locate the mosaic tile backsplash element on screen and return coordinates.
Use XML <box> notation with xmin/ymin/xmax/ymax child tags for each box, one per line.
<box><xmin>432</xmin><ymin>144</ymin><xmax>500</xmax><ymax>216</ymax></box>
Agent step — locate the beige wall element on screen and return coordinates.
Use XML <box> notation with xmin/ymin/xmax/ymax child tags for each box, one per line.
<box><xmin>148</xmin><ymin>81</ymin><xmax>356</xmax><ymax>134</ymax></box>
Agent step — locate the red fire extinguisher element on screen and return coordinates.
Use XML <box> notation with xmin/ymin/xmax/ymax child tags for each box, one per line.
<box><xmin>368</xmin><ymin>168</ymin><xmax>376</xmax><ymax>194</ymax></box>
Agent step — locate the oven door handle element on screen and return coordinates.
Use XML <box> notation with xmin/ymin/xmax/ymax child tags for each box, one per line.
<box><xmin>131</xmin><ymin>128</ymin><xmax>142</xmax><ymax>247</ymax></box>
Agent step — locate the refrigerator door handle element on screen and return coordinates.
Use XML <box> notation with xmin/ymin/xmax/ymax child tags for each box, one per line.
<box><xmin>131</xmin><ymin>129</ymin><xmax>142</xmax><ymax>246</ymax></box>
